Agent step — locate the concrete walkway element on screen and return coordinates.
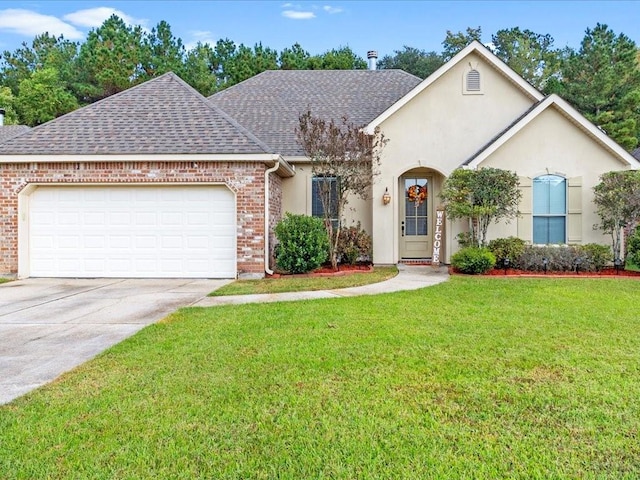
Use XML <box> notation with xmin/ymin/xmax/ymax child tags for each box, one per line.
<box><xmin>193</xmin><ymin>264</ymin><xmax>449</xmax><ymax>307</ymax></box>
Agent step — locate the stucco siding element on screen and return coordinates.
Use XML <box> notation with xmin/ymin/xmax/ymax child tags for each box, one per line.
<box><xmin>479</xmin><ymin>106</ymin><xmax>632</xmax><ymax>246</ymax></box>
<box><xmin>372</xmin><ymin>52</ymin><xmax>537</xmax><ymax>264</ymax></box>
<box><xmin>281</xmin><ymin>164</ymin><xmax>372</xmax><ymax>234</ymax></box>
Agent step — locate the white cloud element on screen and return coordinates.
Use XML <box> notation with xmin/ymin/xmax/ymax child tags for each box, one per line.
<box><xmin>323</xmin><ymin>5</ymin><xmax>343</xmax><ymax>14</ymax></box>
<box><xmin>0</xmin><ymin>8</ymin><xmax>84</xmax><ymax>39</ymax></box>
<box><xmin>185</xmin><ymin>30</ymin><xmax>218</xmax><ymax>51</ymax></box>
<box><xmin>282</xmin><ymin>10</ymin><xmax>316</xmax><ymax>19</ymax></box>
<box><xmin>63</xmin><ymin>7</ymin><xmax>148</xmax><ymax>29</ymax></box>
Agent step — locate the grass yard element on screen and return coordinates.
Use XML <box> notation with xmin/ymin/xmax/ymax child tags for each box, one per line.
<box><xmin>210</xmin><ymin>265</ymin><xmax>398</xmax><ymax>296</ymax></box>
<box><xmin>2</xmin><ymin>277</ymin><xmax>640</xmax><ymax>478</ymax></box>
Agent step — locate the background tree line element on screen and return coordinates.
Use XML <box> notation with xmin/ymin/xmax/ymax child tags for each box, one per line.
<box><xmin>1</xmin><ymin>15</ymin><xmax>639</xmax><ymax>151</ymax></box>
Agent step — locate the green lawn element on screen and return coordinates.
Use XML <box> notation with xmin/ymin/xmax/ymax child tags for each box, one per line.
<box><xmin>210</xmin><ymin>265</ymin><xmax>398</xmax><ymax>296</ymax></box>
<box><xmin>2</xmin><ymin>277</ymin><xmax>640</xmax><ymax>478</ymax></box>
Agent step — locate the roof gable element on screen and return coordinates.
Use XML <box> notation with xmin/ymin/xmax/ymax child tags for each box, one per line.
<box><xmin>208</xmin><ymin>69</ymin><xmax>422</xmax><ymax>156</ymax></box>
<box><xmin>0</xmin><ymin>73</ymin><xmax>271</xmax><ymax>155</ymax></box>
<box><xmin>365</xmin><ymin>40</ymin><xmax>545</xmax><ymax>134</ymax></box>
<box><xmin>464</xmin><ymin>94</ymin><xmax>640</xmax><ymax>169</ymax></box>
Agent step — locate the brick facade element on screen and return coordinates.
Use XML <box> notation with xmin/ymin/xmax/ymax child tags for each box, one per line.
<box><xmin>0</xmin><ymin>160</ymin><xmax>282</xmax><ymax>277</ymax></box>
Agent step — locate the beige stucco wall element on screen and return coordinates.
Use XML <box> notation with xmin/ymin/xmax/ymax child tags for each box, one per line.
<box><xmin>281</xmin><ymin>164</ymin><xmax>372</xmax><ymax>233</ymax></box>
<box><xmin>372</xmin><ymin>52</ymin><xmax>538</xmax><ymax>264</ymax></box>
<box><xmin>479</xmin><ymin>106</ymin><xmax>632</xmax><ymax>247</ymax></box>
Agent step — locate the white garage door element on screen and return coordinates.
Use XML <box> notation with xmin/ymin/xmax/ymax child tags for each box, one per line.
<box><xmin>29</xmin><ymin>185</ymin><xmax>236</xmax><ymax>278</ymax></box>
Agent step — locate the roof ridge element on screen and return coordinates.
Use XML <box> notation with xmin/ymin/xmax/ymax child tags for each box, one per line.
<box><xmin>15</xmin><ymin>72</ymin><xmax>179</xmax><ymax>136</ymax></box>
<box><xmin>164</xmin><ymin>73</ymin><xmax>272</xmax><ymax>153</ymax></box>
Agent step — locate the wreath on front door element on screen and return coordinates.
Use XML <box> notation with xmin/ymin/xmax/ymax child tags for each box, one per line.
<box><xmin>407</xmin><ymin>184</ymin><xmax>427</xmax><ymax>205</ymax></box>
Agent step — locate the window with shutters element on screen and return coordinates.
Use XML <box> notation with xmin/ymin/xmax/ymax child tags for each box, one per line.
<box><xmin>463</xmin><ymin>68</ymin><xmax>483</xmax><ymax>95</ymax></box>
<box><xmin>533</xmin><ymin>175</ymin><xmax>566</xmax><ymax>244</ymax></box>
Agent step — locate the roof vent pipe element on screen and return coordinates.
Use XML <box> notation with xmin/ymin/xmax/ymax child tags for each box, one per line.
<box><xmin>0</xmin><ymin>108</ymin><xmax>5</xmax><ymax>127</ymax></box>
<box><xmin>367</xmin><ymin>50</ymin><xmax>378</xmax><ymax>71</ymax></box>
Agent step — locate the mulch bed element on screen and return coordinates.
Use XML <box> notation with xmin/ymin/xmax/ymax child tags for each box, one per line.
<box><xmin>268</xmin><ymin>264</ymin><xmax>374</xmax><ymax>279</ymax></box>
<box><xmin>455</xmin><ymin>267</ymin><xmax>640</xmax><ymax>278</ymax></box>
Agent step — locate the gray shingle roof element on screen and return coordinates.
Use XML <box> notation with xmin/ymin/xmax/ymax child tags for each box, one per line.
<box><xmin>208</xmin><ymin>69</ymin><xmax>422</xmax><ymax>156</ymax></box>
<box><xmin>0</xmin><ymin>125</ymin><xmax>30</xmax><ymax>144</ymax></box>
<box><xmin>632</xmin><ymin>147</ymin><xmax>640</xmax><ymax>161</ymax></box>
<box><xmin>0</xmin><ymin>73</ymin><xmax>270</xmax><ymax>155</ymax></box>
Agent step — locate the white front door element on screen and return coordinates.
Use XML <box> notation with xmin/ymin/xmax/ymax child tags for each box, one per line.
<box><xmin>400</xmin><ymin>176</ymin><xmax>431</xmax><ymax>258</ymax></box>
<box><xmin>28</xmin><ymin>185</ymin><xmax>236</xmax><ymax>278</ymax></box>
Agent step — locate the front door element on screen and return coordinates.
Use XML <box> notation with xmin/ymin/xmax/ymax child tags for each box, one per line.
<box><xmin>400</xmin><ymin>176</ymin><xmax>431</xmax><ymax>258</ymax></box>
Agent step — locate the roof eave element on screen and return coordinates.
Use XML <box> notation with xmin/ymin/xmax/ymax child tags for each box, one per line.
<box><xmin>465</xmin><ymin>94</ymin><xmax>640</xmax><ymax>170</ymax></box>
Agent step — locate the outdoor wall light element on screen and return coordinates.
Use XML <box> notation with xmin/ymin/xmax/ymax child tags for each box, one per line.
<box><xmin>542</xmin><ymin>257</ymin><xmax>548</xmax><ymax>274</ymax></box>
<box><xmin>382</xmin><ymin>187</ymin><xmax>391</xmax><ymax>205</ymax></box>
<box><xmin>614</xmin><ymin>257</ymin><xmax>622</xmax><ymax>275</ymax></box>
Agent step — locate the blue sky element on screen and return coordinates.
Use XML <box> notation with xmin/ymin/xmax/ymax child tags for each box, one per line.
<box><xmin>0</xmin><ymin>1</ymin><xmax>638</xmax><ymax>58</ymax></box>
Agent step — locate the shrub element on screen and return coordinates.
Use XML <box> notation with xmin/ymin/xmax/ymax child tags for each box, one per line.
<box><xmin>451</xmin><ymin>247</ymin><xmax>496</xmax><ymax>274</ymax></box>
<box><xmin>488</xmin><ymin>237</ymin><xmax>526</xmax><ymax>268</ymax></box>
<box><xmin>628</xmin><ymin>226</ymin><xmax>640</xmax><ymax>267</ymax></box>
<box><xmin>337</xmin><ymin>223</ymin><xmax>372</xmax><ymax>265</ymax></box>
<box><xmin>516</xmin><ymin>244</ymin><xmax>611</xmax><ymax>272</ymax></box>
<box><xmin>275</xmin><ymin>213</ymin><xmax>329</xmax><ymax>274</ymax></box>
<box><xmin>578</xmin><ymin>243</ymin><xmax>611</xmax><ymax>272</ymax></box>
<box><xmin>517</xmin><ymin>245</ymin><xmax>581</xmax><ymax>272</ymax></box>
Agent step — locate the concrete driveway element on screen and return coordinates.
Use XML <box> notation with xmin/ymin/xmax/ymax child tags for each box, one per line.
<box><xmin>0</xmin><ymin>277</ymin><xmax>230</xmax><ymax>405</ymax></box>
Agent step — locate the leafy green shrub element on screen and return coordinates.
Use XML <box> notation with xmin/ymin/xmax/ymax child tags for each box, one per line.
<box><xmin>275</xmin><ymin>213</ymin><xmax>329</xmax><ymax>274</ymax></box>
<box><xmin>337</xmin><ymin>223</ymin><xmax>372</xmax><ymax>265</ymax></box>
<box><xmin>628</xmin><ymin>226</ymin><xmax>640</xmax><ymax>267</ymax></box>
<box><xmin>578</xmin><ymin>243</ymin><xmax>611</xmax><ymax>271</ymax></box>
<box><xmin>517</xmin><ymin>245</ymin><xmax>579</xmax><ymax>272</ymax></box>
<box><xmin>516</xmin><ymin>244</ymin><xmax>610</xmax><ymax>272</ymax></box>
<box><xmin>451</xmin><ymin>247</ymin><xmax>496</xmax><ymax>274</ymax></box>
<box><xmin>488</xmin><ymin>237</ymin><xmax>526</xmax><ymax>268</ymax></box>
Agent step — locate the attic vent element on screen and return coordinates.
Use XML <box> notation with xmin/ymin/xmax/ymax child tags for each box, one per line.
<box><xmin>466</xmin><ymin>69</ymin><xmax>480</xmax><ymax>91</ymax></box>
<box><xmin>463</xmin><ymin>67</ymin><xmax>483</xmax><ymax>95</ymax></box>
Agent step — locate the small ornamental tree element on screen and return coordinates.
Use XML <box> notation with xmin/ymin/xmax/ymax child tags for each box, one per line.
<box><xmin>440</xmin><ymin>167</ymin><xmax>521</xmax><ymax>247</ymax></box>
<box><xmin>593</xmin><ymin>170</ymin><xmax>640</xmax><ymax>261</ymax></box>
<box><xmin>296</xmin><ymin>111</ymin><xmax>387</xmax><ymax>269</ymax></box>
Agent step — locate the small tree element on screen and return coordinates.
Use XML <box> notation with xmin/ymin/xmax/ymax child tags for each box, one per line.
<box><xmin>296</xmin><ymin>111</ymin><xmax>387</xmax><ymax>269</ymax></box>
<box><xmin>440</xmin><ymin>167</ymin><xmax>521</xmax><ymax>247</ymax></box>
<box><xmin>593</xmin><ymin>170</ymin><xmax>640</xmax><ymax>260</ymax></box>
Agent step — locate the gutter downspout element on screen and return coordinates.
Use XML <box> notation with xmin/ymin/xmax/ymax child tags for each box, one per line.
<box><xmin>264</xmin><ymin>160</ymin><xmax>280</xmax><ymax>275</ymax></box>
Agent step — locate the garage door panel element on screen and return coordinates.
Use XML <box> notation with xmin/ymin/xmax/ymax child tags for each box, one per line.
<box><xmin>29</xmin><ymin>186</ymin><xmax>237</xmax><ymax>278</ymax></box>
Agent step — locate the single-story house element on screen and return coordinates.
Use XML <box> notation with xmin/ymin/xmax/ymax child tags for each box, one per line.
<box><xmin>0</xmin><ymin>41</ymin><xmax>638</xmax><ymax>279</ymax></box>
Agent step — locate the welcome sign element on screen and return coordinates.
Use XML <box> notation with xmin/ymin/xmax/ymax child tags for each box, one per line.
<box><xmin>432</xmin><ymin>209</ymin><xmax>445</xmax><ymax>264</ymax></box>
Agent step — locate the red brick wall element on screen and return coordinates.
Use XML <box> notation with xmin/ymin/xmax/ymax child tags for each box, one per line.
<box><xmin>268</xmin><ymin>171</ymin><xmax>283</xmax><ymax>269</ymax></box>
<box><xmin>0</xmin><ymin>161</ymin><xmax>272</xmax><ymax>277</ymax></box>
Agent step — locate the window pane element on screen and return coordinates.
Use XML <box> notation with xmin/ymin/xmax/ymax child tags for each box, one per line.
<box><xmin>548</xmin><ymin>217</ymin><xmax>565</xmax><ymax>243</ymax></box>
<box><xmin>312</xmin><ymin>177</ymin><xmax>338</xmax><ymax>219</ymax></box>
<box><xmin>533</xmin><ymin>217</ymin><xmax>566</xmax><ymax>244</ymax></box>
<box><xmin>417</xmin><ymin>217</ymin><xmax>427</xmax><ymax>235</ymax></box>
<box><xmin>533</xmin><ymin>178</ymin><xmax>550</xmax><ymax>214</ymax></box>
<box><xmin>534</xmin><ymin>175</ymin><xmax>566</xmax><ymax>214</ymax></box>
<box><xmin>406</xmin><ymin>218</ymin><xmax>416</xmax><ymax>236</ymax></box>
<box><xmin>533</xmin><ymin>217</ymin><xmax>548</xmax><ymax>244</ymax></box>
<box><xmin>548</xmin><ymin>178</ymin><xmax>566</xmax><ymax>214</ymax></box>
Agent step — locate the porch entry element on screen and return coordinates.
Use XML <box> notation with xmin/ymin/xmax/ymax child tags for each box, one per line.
<box><xmin>400</xmin><ymin>176</ymin><xmax>432</xmax><ymax>258</ymax></box>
